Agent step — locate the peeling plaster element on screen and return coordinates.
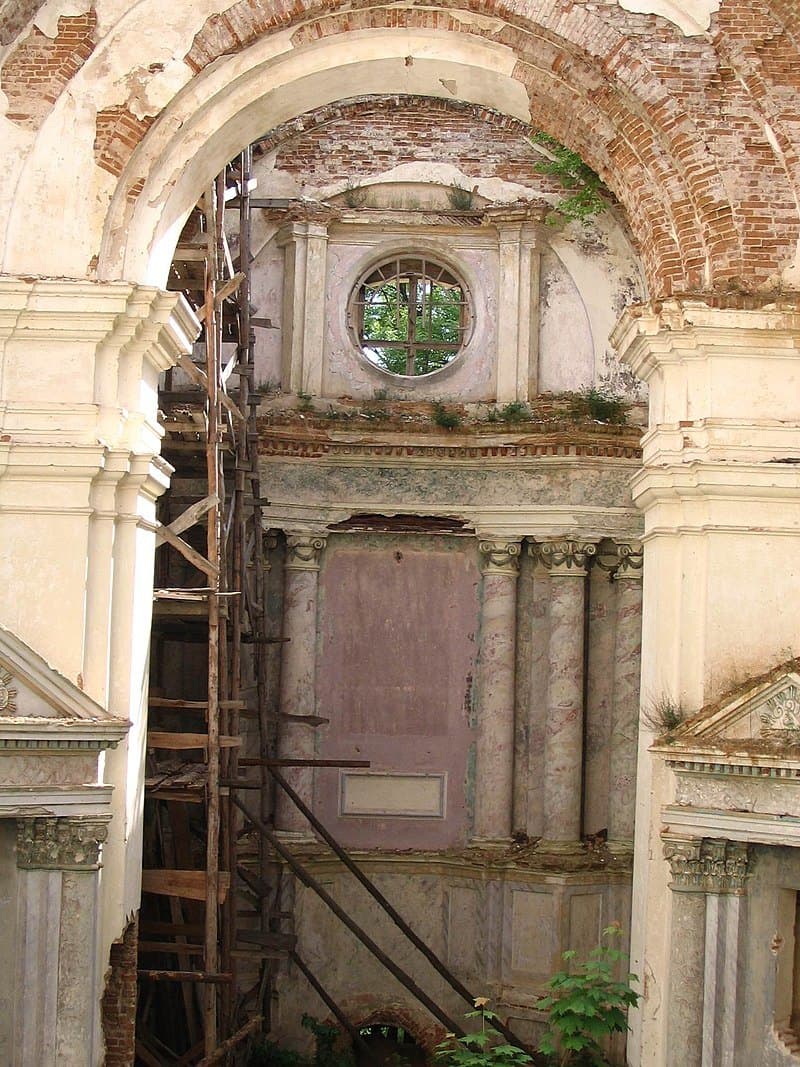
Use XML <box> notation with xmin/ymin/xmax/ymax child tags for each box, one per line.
<box><xmin>616</xmin><ymin>0</ymin><xmax>719</xmax><ymax>35</ymax></box>
<box><xmin>33</xmin><ymin>0</ymin><xmax>92</xmax><ymax>38</ymax></box>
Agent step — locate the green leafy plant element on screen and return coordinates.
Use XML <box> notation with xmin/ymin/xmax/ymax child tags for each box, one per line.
<box><xmin>537</xmin><ymin>926</ymin><xmax>640</xmax><ymax>1067</ymax></box>
<box><xmin>498</xmin><ymin>400</ymin><xmax>531</xmax><ymax>423</ymax></box>
<box><xmin>567</xmin><ymin>388</ymin><xmax>629</xmax><ymax>425</ymax></box>
<box><xmin>435</xmin><ymin>1000</ymin><xmax>533</xmax><ymax>1066</ymax></box>
<box><xmin>433</xmin><ymin>402</ymin><xmax>463</xmax><ymax>430</ymax></box>
<box><xmin>296</xmin><ymin>390</ymin><xmax>314</xmax><ymax>411</ymax></box>
<box><xmin>529</xmin><ymin>133</ymin><xmax>606</xmax><ymax>226</ymax></box>
<box><xmin>302</xmin><ymin>1013</ymin><xmax>354</xmax><ymax>1067</ymax></box>
<box><xmin>247</xmin><ymin>1039</ymin><xmax>308</xmax><ymax>1066</ymax></box>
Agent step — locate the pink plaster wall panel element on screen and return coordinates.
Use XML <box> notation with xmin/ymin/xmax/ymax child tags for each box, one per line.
<box><xmin>316</xmin><ymin>538</ymin><xmax>479</xmax><ymax>849</ymax></box>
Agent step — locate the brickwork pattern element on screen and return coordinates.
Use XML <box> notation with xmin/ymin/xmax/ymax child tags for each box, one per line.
<box><xmin>95</xmin><ymin>106</ymin><xmax>154</xmax><ymax>178</ymax></box>
<box><xmin>265</xmin><ymin>96</ymin><xmax>566</xmax><ymax>195</ymax></box>
<box><xmin>1</xmin><ymin>10</ymin><xmax>96</xmax><ymax>129</ymax></box>
<box><xmin>101</xmin><ymin>914</ymin><xmax>139</xmax><ymax>1067</ymax></box>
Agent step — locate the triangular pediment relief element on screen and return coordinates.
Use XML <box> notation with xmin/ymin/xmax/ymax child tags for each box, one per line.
<box><xmin>653</xmin><ymin>662</ymin><xmax>800</xmax><ymax>766</ymax></box>
<box><xmin>0</xmin><ymin>625</ymin><xmax>120</xmax><ymax>725</ymax></box>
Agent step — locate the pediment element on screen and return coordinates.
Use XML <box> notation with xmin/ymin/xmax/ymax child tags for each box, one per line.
<box><xmin>0</xmin><ymin>625</ymin><xmax>121</xmax><ymax>726</ymax></box>
<box><xmin>654</xmin><ymin>665</ymin><xmax>800</xmax><ymax>765</ymax></box>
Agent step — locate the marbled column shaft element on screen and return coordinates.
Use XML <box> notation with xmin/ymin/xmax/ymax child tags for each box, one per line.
<box><xmin>276</xmin><ymin>533</ymin><xmax>326</xmax><ymax>834</ymax></box>
<box><xmin>540</xmin><ymin>542</ymin><xmax>593</xmax><ymax>849</ymax></box>
<box><xmin>608</xmin><ymin>547</ymin><xmax>643</xmax><ymax>850</ymax></box>
<box><xmin>474</xmin><ymin>540</ymin><xmax>520</xmax><ymax>842</ymax></box>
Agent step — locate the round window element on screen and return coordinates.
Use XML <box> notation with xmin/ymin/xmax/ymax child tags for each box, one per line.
<box><xmin>349</xmin><ymin>256</ymin><xmax>471</xmax><ymax>376</ymax></box>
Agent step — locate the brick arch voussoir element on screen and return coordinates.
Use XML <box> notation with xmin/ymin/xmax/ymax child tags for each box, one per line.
<box><xmin>712</xmin><ymin>0</ymin><xmax>800</xmax><ymax>283</ymax></box>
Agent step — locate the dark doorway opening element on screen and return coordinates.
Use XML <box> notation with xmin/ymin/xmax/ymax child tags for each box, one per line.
<box><xmin>356</xmin><ymin>1022</ymin><xmax>427</xmax><ymax>1065</ymax></box>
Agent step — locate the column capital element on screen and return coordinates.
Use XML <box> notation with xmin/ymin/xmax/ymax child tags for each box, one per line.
<box><xmin>16</xmin><ymin>815</ymin><xmax>110</xmax><ymax>871</ymax></box>
<box><xmin>613</xmin><ymin>541</ymin><xmax>643</xmax><ymax>580</ymax></box>
<box><xmin>662</xmin><ymin>834</ymin><xmax>749</xmax><ymax>893</ymax></box>
<box><xmin>536</xmin><ymin>539</ymin><xmax>596</xmax><ymax>576</ymax></box>
<box><xmin>285</xmin><ymin>531</ymin><xmax>328</xmax><ymax>571</ymax></box>
<box><xmin>478</xmin><ymin>539</ymin><xmax>521</xmax><ymax>576</ymax></box>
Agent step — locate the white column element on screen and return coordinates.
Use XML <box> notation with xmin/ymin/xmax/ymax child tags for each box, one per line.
<box><xmin>278</xmin><ymin>213</ymin><xmax>333</xmax><ymax>396</ymax></box>
<box><xmin>275</xmin><ymin>532</ymin><xmax>327</xmax><ymax>836</ymax></box>
<box><xmin>14</xmin><ymin>816</ymin><xmax>110</xmax><ymax>1067</ymax></box>
<box><xmin>608</xmin><ymin>543</ymin><xmax>643</xmax><ymax>854</ymax></box>
<box><xmin>538</xmin><ymin>539</ymin><xmax>595</xmax><ymax>852</ymax></box>
<box><xmin>474</xmin><ymin>538</ymin><xmax>521</xmax><ymax>843</ymax></box>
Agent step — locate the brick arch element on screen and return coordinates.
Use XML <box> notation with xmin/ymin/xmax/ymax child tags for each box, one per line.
<box><xmin>31</xmin><ymin>5</ymin><xmax>775</xmax><ymax>295</ymax></box>
<box><xmin>94</xmin><ymin>23</ymin><xmax>727</xmax><ymax>298</ymax></box>
<box><xmin>175</xmin><ymin>0</ymin><xmax>731</xmax><ymax>295</ymax></box>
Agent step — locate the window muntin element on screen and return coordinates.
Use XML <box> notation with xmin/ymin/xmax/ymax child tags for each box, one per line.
<box><xmin>350</xmin><ymin>256</ymin><xmax>470</xmax><ymax>376</ymax></box>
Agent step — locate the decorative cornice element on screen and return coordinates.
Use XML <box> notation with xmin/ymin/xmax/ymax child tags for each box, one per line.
<box><xmin>16</xmin><ymin>815</ymin><xmax>110</xmax><ymax>870</ymax></box>
<box><xmin>285</xmin><ymin>533</ymin><xmax>328</xmax><ymax>571</ymax></box>
<box><xmin>478</xmin><ymin>539</ymin><xmax>521</xmax><ymax>576</ymax></box>
<box><xmin>662</xmin><ymin>834</ymin><xmax>749</xmax><ymax>893</ymax></box>
<box><xmin>258</xmin><ymin>436</ymin><xmax>642</xmax><ymax>463</ymax></box>
<box><xmin>536</xmin><ymin>539</ymin><xmax>597</xmax><ymax>575</ymax></box>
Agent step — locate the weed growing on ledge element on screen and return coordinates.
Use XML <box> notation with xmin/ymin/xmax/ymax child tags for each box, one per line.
<box><xmin>641</xmin><ymin>695</ymin><xmax>685</xmax><ymax>739</ymax></box>
<box><xmin>538</xmin><ymin>925</ymin><xmax>640</xmax><ymax>1067</ymax></box>
<box><xmin>435</xmin><ymin>1000</ymin><xmax>533</xmax><ymax>1066</ymax></box>
<box><xmin>296</xmin><ymin>390</ymin><xmax>314</xmax><ymax>411</ymax></box>
<box><xmin>433</xmin><ymin>402</ymin><xmax>463</xmax><ymax>430</ymax></box>
<box><xmin>567</xmin><ymin>388</ymin><xmax>629</xmax><ymax>425</ymax></box>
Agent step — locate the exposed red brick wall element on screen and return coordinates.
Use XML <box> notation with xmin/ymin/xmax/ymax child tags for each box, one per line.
<box><xmin>95</xmin><ymin>106</ymin><xmax>154</xmax><ymax>177</ymax></box>
<box><xmin>266</xmin><ymin>97</ymin><xmax>567</xmax><ymax>195</ymax></box>
<box><xmin>1</xmin><ymin>9</ymin><xmax>97</xmax><ymax>129</ymax></box>
<box><xmin>101</xmin><ymin>914</ymin><xmax>139</xmax><ymax>1067</ymax></box>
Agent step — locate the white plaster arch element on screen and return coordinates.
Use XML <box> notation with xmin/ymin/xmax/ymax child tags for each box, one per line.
<box><xmin>97</xmin><ymin>30</ymin><xmax>533</xmax><ymax>286</ymax></box>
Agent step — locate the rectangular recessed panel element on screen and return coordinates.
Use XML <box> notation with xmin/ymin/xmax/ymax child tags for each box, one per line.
<box><xmin>510</xmin><ymin>890</ymin><xmax>554</xmax><ymax>981</ymax></box>
<box><xmin>340</xmin><ymin>772</ymin><xmax>446</xmax><ymax>817</ymax></box>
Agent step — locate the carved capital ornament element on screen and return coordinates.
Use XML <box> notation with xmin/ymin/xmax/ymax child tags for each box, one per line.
<box><xmin>478</xmin><ymin>540</ymin><xmax>521</xmax><ymax>576</ymax></box>
<box><xmin>662</xmin><ymin>835</ymin><xmax>749</xmax><ymax>893</ymax></box>
<box><xmin>16</xmin><ymin>816</ymin><xmax>110</xmax><ymax>870</ymax></box>
<box><xmin>285</xmin><ymin>533</ymin><xmax>328</xmax><ymax>571</ymax></box>
<box><xmin>536</xmin><ymin>539</ymin><xmax>597</xmax><ymax>576</ymax></box>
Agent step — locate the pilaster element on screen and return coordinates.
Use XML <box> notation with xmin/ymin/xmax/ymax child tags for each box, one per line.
<box><xmin>278</xmin><ymin>210</ymin><xmax>337</xmax><ymax>396</ymax></box>
<box><xmin>485</xmin><ymin>206</ymin><xmax>545</xmax><ymax>403</ymax></box>
<box><xmin>14</xmin><ymin>816</ymin><xmax>110</xmax><ymax>1067</ymax></box>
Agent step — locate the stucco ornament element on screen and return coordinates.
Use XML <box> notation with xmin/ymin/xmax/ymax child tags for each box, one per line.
<box><xmin>662</xmin><ymin>835</ymin><xmax>749</xmax><ymax>893</ymax></box>
<box><xmin>16</xmin><ymin>816</ymin><xmax>109</xmax><ymax>870</ymax></box>
<box><xmin>0</xmin><ymin>666</ymin><xmax>17</xmax><ymax>715</ymax></box>
<box><xmin>537</xmin><ymin>539</ymin><xmax>597</xmax><ymax>573</ymax></box>
<box><xmin>759</xmin><ymin>684</ymin><xmax>800</xmax><ymax>733</ymax></box>
<box><xmin>285</xmin><ymin>533</ymin><xmax>328</xmax><ymax>570</ymax></box>
<box><xmin>478</xmin><ymin>539</ymin><xmax>521</xmax><ymax>575</ymax></box>
<box><xmin>616</xmin><ymin>0</ymin><xmax>719</xmax><ymax>36</ymax></box>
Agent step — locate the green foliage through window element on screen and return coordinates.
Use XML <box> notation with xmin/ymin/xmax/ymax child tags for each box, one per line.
<box><xmin>353</xmin><ymin>257</ymin><xmax>469</xmax><ymax>376</ymax></box>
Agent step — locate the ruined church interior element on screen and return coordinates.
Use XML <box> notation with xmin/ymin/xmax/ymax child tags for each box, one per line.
<box><xmin>1</xmin><ymin>1</ymin><xmax>800</xmax><ymax>1065</ymax></box>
